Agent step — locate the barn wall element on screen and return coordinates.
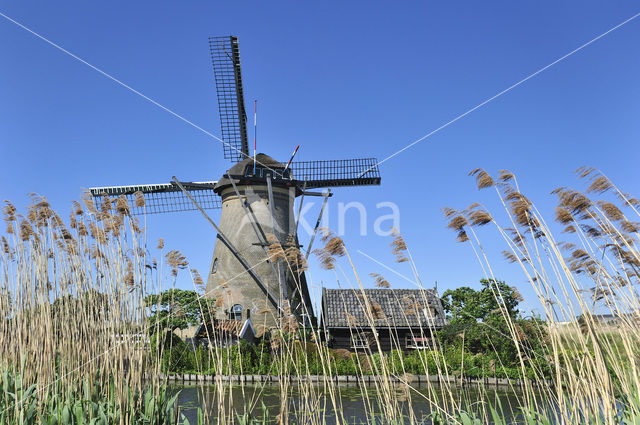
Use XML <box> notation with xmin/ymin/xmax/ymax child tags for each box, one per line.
<box><xmin>327</xmin><ymin>327</ymin><xmax>438</xmax><ymax>353</ymax></box>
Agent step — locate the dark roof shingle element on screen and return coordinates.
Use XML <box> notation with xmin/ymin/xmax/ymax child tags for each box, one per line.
<box><xmin>322</xmin><ymin>288</ymin><xmax>446</xmax><ymax>328</ymax></box>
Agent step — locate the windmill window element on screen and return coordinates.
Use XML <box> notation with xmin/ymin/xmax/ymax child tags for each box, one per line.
<box><xmin>246</xmin><ymin>166</ymin><xmax>291</xmax><ymax>180</ymax></box>
<box><xmin>245</xmin><ymin>166</ymin><xmax>264</xmax><ymax>178</ymax></box>
<box><xmin>230</xmin><ymin>304</ymin><xmax>243</xmax><ymax>321</ymax></box>
<box><xmin>211</xmin><ymin>258</ymin><xmax>218</xmax><ymax>274</ymax></box>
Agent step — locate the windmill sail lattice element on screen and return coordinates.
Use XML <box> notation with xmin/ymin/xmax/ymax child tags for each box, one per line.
<box><xmin>89</xmin><ymin>182</ymin><xmax>221</xmax><ymax>215</ymax></box>
<box><xmin>209</xmin><ymin>36</ymin><xmax>249</xmax><ymax>162</ymax></box>
<box><xmin>290</xmin><ymin>158</ymin><xmax>381</xmax><ymax>189</ymax></box>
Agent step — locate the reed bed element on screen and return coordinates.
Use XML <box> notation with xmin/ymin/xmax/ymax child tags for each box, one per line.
<box><xmin>1</xmin><ymin>167</ymin><xmax>639</xmax><ymax>424</ymax></box>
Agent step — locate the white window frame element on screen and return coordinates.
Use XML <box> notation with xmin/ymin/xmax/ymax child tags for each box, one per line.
<box><xmin>230</xmin><ymin>304</ymin><xmax>242</xmax><ymax>321</ymax></box>
<box><xmin>351</xmin><ymin>332</ymin><xmax>370</xmax><ymax>349</ymax></box>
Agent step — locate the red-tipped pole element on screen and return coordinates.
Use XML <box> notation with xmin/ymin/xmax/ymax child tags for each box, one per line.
<box><xmin>253</xmin><ymin>100</ymin><xmax>257</xmax><ymax>175</ymax></box>
<box><xmin>283</xmin><ymin>145</ymin><xmax>300</xmax><ymax>173</ymax></box>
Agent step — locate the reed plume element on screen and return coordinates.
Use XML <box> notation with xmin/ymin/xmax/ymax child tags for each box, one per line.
<box><xmin>1</xmin><ymin>236</ymin><xmax>10</xmax><ymax>255</ymax></box>
<box><xmin>166</xmin><ymin>250</ymin><xmax>188</xmax><ymax>277</ymax></box>
<box><xmin>620</xmin><ymin>220</ymin><xmax>639</xmax><ymax>233</ymax></box>
<box><xmin>389</xmin><ymin>227</ymin><xmax>409</xmax><ymax>263</ymax></box>
<box><xmin>586</xmin><ymin>176</ymin><xmax>613</xmax><ymax>194</ymax></box>
<box><xmin>3</xmin><ymin>201</ymin><xmax>16</xmax><ymax>222</ymax></box>
<box><xmin>369</xmin><ymin>300</ymin><xmax>386</xmax><ymax>320</ymax></box>
<box><xmin>456</xmin><ymin>230</ymin><xmax>469</xmax><ymax>242</ymax></box>
<box><xmin>469</xmin><ymin>168</ymin><xmax>494</xmax><ymax>189</ymax></box>
<box><xmin>134</xmin><ymin>191</ymin><xmax>145</xmax><ymax>207</ymax></box>
<box><xmin>115</xmin><ymin>195</ymin><xmax>131</xmax><ymax>216</ymax></box>
<box><xmin>192</xmin><ymin>269</ymin><xmax>205</xmax><ymax>292</ymax></box>
<box><xmin>81</xmin><ymin>190</ymin><xmax>98</xmax><ymax>214</ymax></box>
<box><xmin>284</xmin><ymin>237</ymin><xmax>308</xmax><ymax>274</ymax></box>
<box><xmin>498</xmin><ymin>169</ymin><xmax>514</xmax><ymax>182</ymax></box>
<box><xmin>370</xmin><ymin>272</ymin><xmax>390</xmax><ymax>288</ymax></box>
<box><xmin>467</xmin><ymin>208</ymin><xmax>492</xmax><ymax>227</ymax></box>
<box><xmin>267</xmin><ymin>233</ymin><xmax>285</xmax><ymax>262</ymax></box>
<box><xmin>19</xmin><ymin>219</ymin><xmax>34</xmax><ymax>241</ymax></box>
<box><xmin>555</xmin><ymin>207</ymin><xmax>573</xmax><ymax>224</ymax></box>
<box><xmin>446</xmin><ymin>214</ymin><xmax>467</xmax><ymax>231</ymax></box>
<box><xmin>597</xmin><ymin>201</ymin><xmax>624</xmax><ymax>221</ymax></box>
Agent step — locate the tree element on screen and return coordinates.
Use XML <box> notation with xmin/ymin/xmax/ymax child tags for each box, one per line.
<box><xmin>144</xmin><ymin>289</ymin><xmax>217</xmax><ymax>333</ymax></box>
<box><xmin>50</xmin><ymin>289</ymin><xmax>111</xmax><ymax>320</ymax></box>
<box><xmin>145</xmin><ymin>289</ymin><xmax>218</xmax><ymax>372</ymax></box>
<box><xmin>441</xmin><ymin>278</ymin><xmax>520</xmax><ymax>323</ymax></box>
<box><xmin>438</xmin><ymin>279</ymin><xmax>546</xmax><ymax>376</ymax></box>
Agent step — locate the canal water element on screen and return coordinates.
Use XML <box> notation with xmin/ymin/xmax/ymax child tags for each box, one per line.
<box><xmin>174</xmin><ymin>382</ymin><xmax>529</xmax><ymax>424</ymax></box>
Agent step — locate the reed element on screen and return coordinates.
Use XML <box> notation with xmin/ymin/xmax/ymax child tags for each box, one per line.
<box><xmin>442</xmin><ymin>167</ymin><xmax>640</xmax><ymax>424</ymax></box>
<box><xmin>1</xmin><ymin>167</ymin><xmax>639</xmax><ymax>424</ymax></box>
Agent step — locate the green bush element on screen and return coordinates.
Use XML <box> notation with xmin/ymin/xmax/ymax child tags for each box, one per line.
<box><xmin>148</xmin><ymin>328</ymin><xmax>549</xmax><ymax>379</ymax></box>
<box><xmin>151</xmin><ymin>331</ymin><xmax>195</xmax><ymax>373</ymax></box>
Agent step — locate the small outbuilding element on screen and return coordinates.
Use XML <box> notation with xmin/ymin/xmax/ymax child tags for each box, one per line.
<box><xmin>192</xmin><ymin>318</ymin><xmax>257</xmax><ymax>348</ymax></box>
<box><xmin>321</xmin><ymin>288</ymin><xmax>446</xmax><ymax>352</ymax></box>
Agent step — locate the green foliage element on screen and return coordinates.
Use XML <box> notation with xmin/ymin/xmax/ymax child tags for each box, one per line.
<box><xmin>152</xmin><ymin>330</ymin><xmax>196</xmax><ymax>373</ymax></box>
<box><xmin>144</xmin><ymin>289</ymin><xmax>216</xmax><ymax>333</ymax></box>
<box><xmin>146</xmin><ymin>280</ymin><xmax>548</xmax><ymax>379</ymax></box>
<box><xmin>441</xmin><ymin>278</ymin><xmax>520</xmax><ymax>323</ymax></box>
<box><xmin>0</xmin><ymin>369</ymin><xmax>38</xmax><ymax>424</ymax></box>
<box><xmin>212</xmin><ymin>340</ymin><xmax>275</xmax><ymax>375</ymax></box>
<box><xmin>50</xmin><ymin>289</ymin><xmax>111</xmax><ymax>319</ymax></box>
<box><xmin>160</xmin><ymin>338</ymin><xmax>278</xmax><ymax>375</ymax></box>
<box><xmin>0</xmin><ymin>368</ymin><xmax>200</xmax><ymax>424</ymax></box>
<box><xmin>235</xmin><ymin>402</ymin><xmax>271</xmax><ymax>424</ymax></box>
<box><xmin>438</xmin><ymin>279</ymin><xmax>549</xmax><ymax>378</ymax></box>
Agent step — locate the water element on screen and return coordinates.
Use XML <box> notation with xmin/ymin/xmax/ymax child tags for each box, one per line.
<box><xmin>174</xmin><ymin>382</ymin><xmax>530</xmax><ymax>424</ymax></box>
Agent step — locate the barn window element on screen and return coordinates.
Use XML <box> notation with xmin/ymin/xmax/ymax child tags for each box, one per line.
<box><xmin>211</xmin><ymin>258</ymin><xmax>218</xmax><ymax>274</ymax></box>
<box><xmin>405</xmin><ymin>335</ymin><xmax>432</xmax><ymax>350</ymax></box>
<box><xmin>351</xmin><ymin>332</ymin><xmax>370</xmax><ymax>349</ymax></box>
<box><xmin>230</xmin><ymin>304</ymin><xmax>242</xmax><ymax>321</ymax></box>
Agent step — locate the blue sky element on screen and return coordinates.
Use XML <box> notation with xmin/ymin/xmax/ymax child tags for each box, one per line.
<box><xmin>1</xmin><ymin>1</ymin><xmax>639</xmax><ymax>317</ymax></box>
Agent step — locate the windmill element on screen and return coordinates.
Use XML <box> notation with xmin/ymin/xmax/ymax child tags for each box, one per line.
<box><xmin>90</xmin><ymin>36</ymin><xmax>381</xmax><ymax>332</ymax></box>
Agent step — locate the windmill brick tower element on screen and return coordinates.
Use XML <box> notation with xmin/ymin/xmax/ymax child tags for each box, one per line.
<box><xmin>89</xmin><ymin>36</ymin><xmax>381</xmax><ymax>334</ymax></box>
<box><xmin>206</xmin><ymin>154</ymin><xmax>309</xmax><ymax>331</ymax></box>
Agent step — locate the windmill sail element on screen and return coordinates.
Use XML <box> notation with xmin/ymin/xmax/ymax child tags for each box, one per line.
<box><xmin>89</xmin><ymin>181</ymin><xmax>221</xmax><ymax>215</ymax></box>
<box><xmin>290</xmin><ymin>158</ymin><xmax>381</xmax><ymax>189</ymax></box>
<box><xmin>209</xmin><ymin>36</ymin><xmax>250</xmax><ymax>163</ymax></box>
<box><xmin>87</xmin><ymin>36</ymin><xmax>382</xmax><ymax>331</ymax></box>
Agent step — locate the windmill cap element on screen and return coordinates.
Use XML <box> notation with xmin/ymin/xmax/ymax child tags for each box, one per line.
<box><xmin>214</xmin><ymin>153</ymin><xmax>291</xmax><ymax>193</ymax></box>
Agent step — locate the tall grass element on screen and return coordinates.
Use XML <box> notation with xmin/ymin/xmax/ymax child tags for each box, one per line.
<box><xmin>0</xmin><ymin>193</ymin><xmax>185</xmax><ymax>422</ymax></box>
<box><xmin>441</xmin><ymin>168</ymin><xmax>640</xmax><ymax>423</ymax></box>
<box><xmin>1</xmin><ymin>167</ymin><xmax>639</xmax><ymax>424</ymax></box>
